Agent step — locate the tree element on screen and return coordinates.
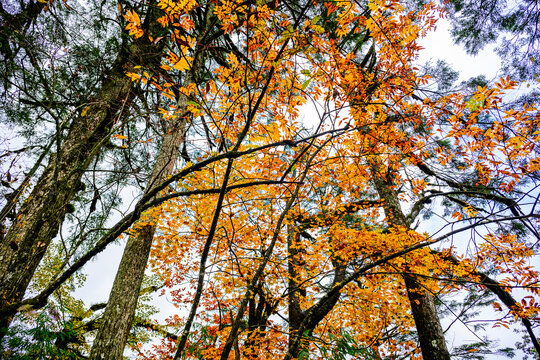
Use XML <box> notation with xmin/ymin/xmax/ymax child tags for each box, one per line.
<box><xmin>145</xmin><ymin>0</ymin><xmax>540</xmax><ymax>358</ymax></box>
<box><xmin>0</xmin><ymin>0</ymin><xmax>149</xmax><ymax>334</ymax></box>
<box><xmin>89</xmin><ymin>0</ymin><xmax>220</xmax><ymax>356</ymax></box>
<box><xmin>1</xmin><ymin>0</ymin><xmax>539</xmax><ymax>358</ymax></box>
<box><xmin>0</xmin><ymin>0</ymin><xmax>203</xmax><ymax>348</ymax></box>
<box><xmin>443</xmin><ymin>0</ymin><xmax>540</xmax><ymax>82</ymax></box>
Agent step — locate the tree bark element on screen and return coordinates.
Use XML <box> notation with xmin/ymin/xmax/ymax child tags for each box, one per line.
<box><xmin>287</xmin><ymin>226</ymin><xmax>306</xmax><ymax>334</ymax></box>
<box><xmin>88</xmin><ymin>224</ymin><xmax>157</xmax><ymax>359</ymax></box>
<box><xmin>0</xmin><ymin>58</ymin><xmax>132</xmax><ymax>333</ymax></box>
<box><xmin>89</xmin><ymin>105</ymin><xmax>188</xmax><ymax>359</ymax></box>
<box><xmin>404</xmin><ymin>275</ymin><xmax>450</xmax><ymax>360</ymax></box>
<box><xmin>285</xmin><ymin>226</ymin><xmax>347</xmax><ymax>359</ymax></box>
<box><xmin>244</xmin><ymin>282</ymin><xmax>273</xmax><ymax>359</ymax></box>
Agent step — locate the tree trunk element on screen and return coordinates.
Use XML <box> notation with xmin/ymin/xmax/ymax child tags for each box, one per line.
<box><xmin>88</xmin><ymin>224</ymin><xmax>157</xmax><ymax>359</ymax></box>
<box><xmin>245</xmin><ymin>283</ymin><xmax>272</xmax><ymax>359</ymax></box>
<box><xmin>89</xmin><ymin>107</ymin><xmax>188</xmax><ymax>359</ymax></box>
<box><xmin>0</xmin><ymin>30</ymin><xmax>162</xmax><ymax>334</ymax></box>
<box><xmin>287</xmin><ymin>226</ymin><xmax>305</xmax><ymax>335</ymax></box>
<box><xmin>89</xmin><ymin>5</ymin><xmax>219</xmax><ymax>356</ymax></box>
<box><xmin>0</xmin><ymin>54</ymin><xmax>134</xmax><ymax>333</ymax></box>
<box><xmin>404</xmin><ymin>275</ymin><xmax>450</xmax><ymax>360</ymax></box>
<box><xmin>371</xmin><ymin>164</ymin><xmax>451</xmax><ymax>360</ymax></box>
<box><xmin>285</xmin><ymin>226</ymin><xmax>347</xmax><ymax>359</ymax></box>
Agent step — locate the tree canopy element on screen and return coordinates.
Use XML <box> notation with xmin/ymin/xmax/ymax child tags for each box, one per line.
<box><xmin>0</xmin><ymin>0</ymin><xmax>539</xmax><ymax>359</ymax></box>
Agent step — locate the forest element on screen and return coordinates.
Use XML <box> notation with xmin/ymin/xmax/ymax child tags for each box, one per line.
<box><xmin>0</xmin><ymin>0</ymin><xmax>539</xmax><ymax>358</ymax></box>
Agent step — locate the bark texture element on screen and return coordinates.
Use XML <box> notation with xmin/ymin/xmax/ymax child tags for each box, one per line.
<box><xmin>404</xmin><ymin>275</ymin><xmax>450</xmax><ymax>360</ymax></box>
<box><xmin>89</xmin><ymin>109</ymin><xmax>188</xmax><ymax>359</ymax></box>
<box><xmin>89</xmin><ymin>225</ymin><xmax>157</xmax><ymax>360</ymax></box>
<box><xmin>89</xmin><ymin>4</ymin><xmax>208</xmax><ymax>346</ymax></box>
<box><xmin>286</xmin><ymin>226</ymin><xmax>346</xmax><ymax>359</ymax></box>
<box><xmin>287</xmin><ymin>226</ymin><xmax>306</xmax><ymax>333</ymax></box>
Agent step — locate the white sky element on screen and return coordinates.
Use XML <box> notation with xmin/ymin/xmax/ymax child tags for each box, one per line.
<box><xmin>418</xmin><ymin>18</ymin><xmax>502</xmax><ymax>82</ymax></box>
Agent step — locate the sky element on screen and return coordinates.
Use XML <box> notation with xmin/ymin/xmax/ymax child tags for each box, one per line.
<box><xmin>417</xmin><ymin>18</ymin><xmax>501</xmax><ymax>81</ymax></box>
<box><xmin>417</xmin><ymin>16</ymin><xmax>539</xmax><ymax>100</ymax></box>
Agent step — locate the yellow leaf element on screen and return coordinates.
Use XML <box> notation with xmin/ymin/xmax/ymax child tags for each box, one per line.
<box><xmin>125</xmin><ymin>72</ymin><xmax>141</xmax><ymax>82</ymax></box>
<box><xmin>173</xmin><ymin>57</ymin><xmax>190</xmax><ymax>71</ymax></box>
<box><xmin>81</xmin><ymin>106</ymin><xmax>90</xmax><ymax>117</ymax></box>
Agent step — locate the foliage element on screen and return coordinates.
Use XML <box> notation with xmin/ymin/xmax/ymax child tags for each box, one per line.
<box><xmin>1</xmin><ymin>0</ymin><xmax>539</xmax><ymax>358</ymax></box>
<box><xmin>443</xmin><ymin>0</ymin><xmax>540</xmax><ymax>81</ymax></box>
<box><xmin>4</xmin><ymin>307</ymin><xmax>83</xmax><ymax>359</ymax></box>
